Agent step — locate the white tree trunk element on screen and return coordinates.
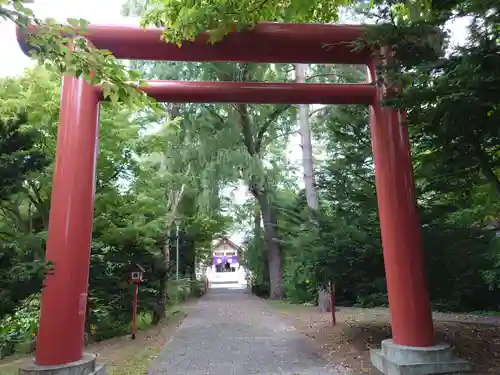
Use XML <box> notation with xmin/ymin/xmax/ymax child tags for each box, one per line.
<box><xmin>295</xmin><ymin>64</ymin><xmax>319</xmax><ymax>211</ymax></box>
<box><xmin>295</xmin><ymin>64</ymin><xmax>330</xmax><ymax>312</ymax></box>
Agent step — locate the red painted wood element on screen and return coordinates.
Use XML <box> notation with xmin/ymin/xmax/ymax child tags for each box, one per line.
<box><xmin>17</xmin><ymin>23</ymin><xmax>371</xmax><ymax>64</ymax></box>
<box><xmin>35</xmin><ymin>76</ymin><xmax>100</xmax><ymax>365</ymax></box>
<box><xmin>368</xmin><ymin>61</ymin><xmax>435</xmax><ymax>347</ymax></box>
<box><xmin>131</xmin><ymin>285</ymin><xmax>138</xmax><ymax>340</ymax></box>
<box><xmin>110</xmin><ymin>81</ymin><xmax>376</xmax><ymax>105</ymax></box>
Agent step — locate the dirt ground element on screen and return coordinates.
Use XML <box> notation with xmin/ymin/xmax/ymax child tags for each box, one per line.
<box><xmin>0</xmin><ymin>304</ymin><xmax>190</xmax><ymax>375</ymax></box>
<box><xmin>268</xmin><ymin>302</ymin><xmax>500</xmax><ymax>375</ymax></box>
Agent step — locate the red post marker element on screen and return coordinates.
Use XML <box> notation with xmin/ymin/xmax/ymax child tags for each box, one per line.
<box><xmin>131</xmin><ymin>284</ymin><xmax>138</xmax><ymax>340</ymax></box>
<box><xmin>330</xmin><ymin>281</ymin><xmax>336</xmax><ymax>326</ymax></box>
<box><xmin>130</xmin><ymin>264</ymin><xmax>144</xmax><ymax>340</ymax></box>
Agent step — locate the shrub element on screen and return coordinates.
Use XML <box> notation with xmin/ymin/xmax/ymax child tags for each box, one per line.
<box><xmin>251</xmin><ymin>282</ymin><xmax>269</xmax><ymax>298</ymax></box>
<box><xmin>0</xmin><ymin>295</ymin><xmax>40</xmax><ymax>358</ymax></box>
<box><xmin>189</xmin><ymin>280</ymin><xmax>205</xmax><ymax>297</ymax></box>
<box><xmin>167</xmin><ymin>278</ymin><xmax>192</xmax><ymax>303</ymax></box>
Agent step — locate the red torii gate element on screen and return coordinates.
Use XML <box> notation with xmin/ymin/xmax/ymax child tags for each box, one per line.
<box><xmin>16</xmin><ymin>23</ymin><xmax>470</xmax><ymax>375</ymax></box>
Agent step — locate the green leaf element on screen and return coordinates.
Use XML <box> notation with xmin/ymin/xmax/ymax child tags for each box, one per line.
<box><xmin>67</xmin><ymin>18</ymin><xmax>80</xmax><ymax>27</ymax></box>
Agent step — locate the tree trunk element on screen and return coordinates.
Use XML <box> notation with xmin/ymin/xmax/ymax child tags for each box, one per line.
<box><xmin>295</xmin><ymin>64</ymin><xmax>319</xmax><ymax>211</ymax></box>
<box><xmin>295</xmin><ymin>64</ymin><xmax>330</xmax><ymax>311</ymax></box>
<box><xmin>84</xmin><ymin>296</ymin><xmax>94</xmax><ymax>345</ymax></box>
<box><xmin>255</xmin><ymin>190</ymin><xmax>284</xmax><ymax>300</ymax></box>
<box><xmin>317</xmin><ymin>288</ymin><xmax>331</xmax><ymax>312</ymax></box>
<box><xmin>153</xmin><ymin>231</ymin><xmax>170</xmax><ymax>324</ymax></box>
<box><xmin>253</xmin><ymin>205</ymin><xmax>268</xmax><ymax>285</ymax></box>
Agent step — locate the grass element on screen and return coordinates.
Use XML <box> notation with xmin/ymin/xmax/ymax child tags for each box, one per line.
<box><xmin>0</xmin><ymin>304</ymin><xmax>189</xmax><ymax>375</ymax></box>
<box><xmin>470</xmin><ymin>310</ymin><xmax>500</xmax><ymax>317</ymax></box>
<box><xmin>267</xmin><ymin>300</ymin><xmax>317</xmax><ymax>313</ymax></box>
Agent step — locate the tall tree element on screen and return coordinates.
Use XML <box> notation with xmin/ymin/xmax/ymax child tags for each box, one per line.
<box><xmin>294</xmin><ymin>63</ymin><xmax>334</xmax><ymax>311</ymax></box>
<box><xmin>128</xmin><ymin>60</ymin><xmax>297</xmax><ymax>299</ymax></box>
<box><xmin>0</xmin><ymin>113</ymin><xmax>49</xmax><ymax>319</ymax></box>
<box><xmin>295</xmin><ymin>64</ymin><xmax>318</xmax><ymax>212</ymax></box>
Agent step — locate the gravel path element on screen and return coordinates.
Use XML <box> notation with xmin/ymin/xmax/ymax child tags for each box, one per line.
<box><xmin>148</xmin><ymin>285</ymin><xmax>349</xmax><ymax>375</ymax></box>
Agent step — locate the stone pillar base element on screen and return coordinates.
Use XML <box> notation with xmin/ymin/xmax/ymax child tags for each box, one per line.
<box><xmin>370</xmin><ymin>339</ymin><xmax>473</xmax><ymax>375</ymax></box>
<box><xmin>19</xmin><ymin>353</ymin><xmax>106</xmax><ymax>375</ymax></box>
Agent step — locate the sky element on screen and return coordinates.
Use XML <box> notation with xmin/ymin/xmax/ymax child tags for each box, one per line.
<box><xmin>0</xmin><ymin>0</ymin><xmax>131</xmax><ymax>77</ymax></box>
<box><xmin>0</xmin><ymin>1</ymin><xmax>471</xmax><ymax>245</ymax></box>
<box><xmin>0</xmin><ymin>1</ymin><xmax>471</xmax><ymax>79</ymax></box>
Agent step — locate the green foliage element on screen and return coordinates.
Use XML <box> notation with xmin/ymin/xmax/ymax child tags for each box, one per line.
<box><xmin>0</xmin><ymin>63</ymin><xmax>225</xmax><ymax>357</ymax></box>
<box><xmin>141</xmin><ymin>0</ymin><xmax>352</xmax><ymax>44</ymax></box>
<box><xmin>1</xmin><ymin>0</ymin><xmax>158</xmax><ymax>107</ymax></box>
<box><xmin>246</xmin><ymin>234</ymin><xmax>270</xmax><ymax>298</ymax></box>
<box><xmin>0</xmin><ymin>245</ymin><xmax>47</xmax><ymax>321</ymax></box>
<box><xmin>0</xmin><ymin>113</ymin><xmax>48</xmax><ymax>201</ymax></box>
<box><xmin>245</xmin><ymin>59</ymin><xmax>500</xmax><ymax>312</ymax></box>
<box><xmin>0</xmin><ymin>108</ymin><xmax>49</xmax><ymax>320</ymax></box>
<box><xmin>91</xmin><ymin>277</ymin><xmax>204</xmax><ymax>342</ymax></box>
<box><xmin>0</xmin><ymin>295</ymin><xmax>39</xmax><ymax>358</ymax></box>
<box><xmin>167</xmin><ymin>278</ymin><xmax>205</xmax><ymax>303</ymax></box>
<box><xmin>189</xmin><ymin>280</ymin><xmax>206</xmax><ymax>298</ymax></box>
<box><xmin>92</xmin><ymin>311</ymin><xmax>153</xmax><ymax>342</ymax></box>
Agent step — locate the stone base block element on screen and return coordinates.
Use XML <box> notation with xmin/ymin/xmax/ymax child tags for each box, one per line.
<box><xmin>89</xmin><ymin>364</ymin><xmax>106</xmax><ymax>375</ymax></box>
<box><xmin>370</xmin><ymin>339</ymin><xmax>473</xmax><ymax>375</ymax></box>
<box><xmin>19</xmin><ymin>353</ymin><xmax>106</xmax><ymax>375</ymax></box>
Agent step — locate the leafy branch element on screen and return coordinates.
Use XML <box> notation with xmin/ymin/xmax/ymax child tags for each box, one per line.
<box><xmin>1</xmin><ymin>0</ymin><xmax>161</xmax><ymax>110</ymax></box>
<box><xmin>140</xmin><ymin>0</ymin><xmax>352</xmax><ymax>45</ymax></box>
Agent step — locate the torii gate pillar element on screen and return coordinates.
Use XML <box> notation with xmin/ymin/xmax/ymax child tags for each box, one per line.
<box><xmin>19</xmin><ymin>75</ymin><xmax>103</xmax><ymax>375</ymax></box>
<box><xmin>367</xmin><ymin>58</ymin><xmax>472</xmax><ymax>375</ymax></box>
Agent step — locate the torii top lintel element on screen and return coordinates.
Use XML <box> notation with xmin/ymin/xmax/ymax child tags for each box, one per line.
<box><xmin>16</xmin><ymin>23</ymin><xmax>371</xmax><ymax>65</ymax></box>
